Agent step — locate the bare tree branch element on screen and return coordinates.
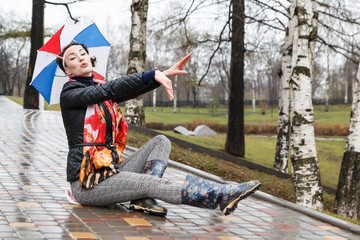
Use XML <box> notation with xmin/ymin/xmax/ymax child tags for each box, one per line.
<box><xmin>248</xmin><ymin>0</ymin><xmax>289</xmax><ymax>19</ymax></box>
<box><xmin>318</xmin><ymin>10</ymin><xmax>360</xmax><ymax>25</ymax></box>
<box><xmin>246</xmin><ymin>15</ymin><xmax>285</xmax><ymax>32</ymax></box>
<box><xmin>44</xmin><ymin>0</ymin><xmax>85</xmax><ymax>23</ymax></box>
<box><xmin>196</xmin><ymin>5</ymin><xmax>231</xmax><ymax>92</ymax></box>
<box><xmin>180</xmin><ymin>0</ymin><xmax>229</xmax><ymax>22</ymax></box>
<box><xmin>317</xmin><ymin>36</ymin><xmax>359</xmax><ymax>64</ymax></box>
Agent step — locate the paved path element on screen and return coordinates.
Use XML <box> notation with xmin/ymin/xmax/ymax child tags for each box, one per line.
<box><xmin>0</xmin><ymin>95</ymin><xmax>359</xmax><ymax>240</ymax></box>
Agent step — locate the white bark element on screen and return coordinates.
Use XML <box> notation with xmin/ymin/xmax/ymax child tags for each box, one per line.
<box><xmin>289</xmin><ymin>0</ymin><xmax>323</xmax><ymax>210</ymax></box>
<box><xmin>345</xmin><ymin>65</ymin><xmax>360</xmax><ymax>152</ymax></box>
<box><xmin>125</xmin><ymin>0</ymin><xmax>148</xmax><ymax>126</ymax></box>
<box><xmin>174</xmin><ymin>75</ymin><xmax>178</xmax><ymax>113</ymax></box>
<box><xmin>252</xmin><ymin>74</ymin><xmax>256</xmax><ymax>113</ymax></box>
<box><xmin>344</xmin><ymin>78</ymin><xmax>348</xmax><ymax>104</ymax></box>
<box><xmin>273</xmin><ymin>2</ymin><xmax>295</xmax><ymax>173</ymax></box>
<box><xmin>333</xmin><ymin>63</ymin><xmax>360</xmax><ymax>219</ymax></box>
<box><xmin>152</xmin><ymin>55</ymin><xmax>158</xmax><ymax>112</ymax></box>
<box><xmin>152</xmin><ymin>88</ymin><xmax>157</xmax><ymax>112</ymax></box>
<box><xmin>325</xmin><ymin>35</ymin><xmax>330</xmax><ymax>111</ymax></box>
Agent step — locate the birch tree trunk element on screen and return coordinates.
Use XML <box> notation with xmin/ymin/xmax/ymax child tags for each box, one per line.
<box><xmin>344</xmin><ymin>78</ymin><xmax>348</xmax><ymax>104</ymax></box>
<box><xmin>251</xmin><ymin>67</ymin><xmax>257</xmax><ymax>113</ymax></box>
<box><xmin>324</xmin><ymin>31</ymin><xmax>330</xmax><ymax>112</ymax></box>
<box><xmin>152</xmin><ymin>55</ymin><xmax>157</xmax><ymax>112</ymax></box>
<box><xmin>273</xmin><ymin>2</ymin><xmax>295</xmax><ymax>173</ymax></box>
<box><xmin>125</xmin><ymin>0</ymin><xmax>148</xmax><ymax>126</ymax></box>
<box><xmin>152</xmin><ymin>89</ymin><xmax>157</xmax><ymax>112</ymax></box>
<box><xmin>333</xmin><ymin>64</ymin><xmax>360</xmax><ymax>219</ymax></box>
<box><xmin>324</xmin><ymin>63</ymin><xmax>330</xmax><ymax>111</ymax></box>
<box><xmin>289</xmin><ymin>0</ymin><xmax>323</xmax><ymax>210</ymax></box>
<box><xmin>174</xmin><ymin>75</ymin><xmax>178</xmax><ymax>113</ymax></box>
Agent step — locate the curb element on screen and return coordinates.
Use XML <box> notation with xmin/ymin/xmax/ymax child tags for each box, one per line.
<box><xmin>126</xmin><ymin>145</ymin><xmax>360</xmax><ymax>234</ymax></box>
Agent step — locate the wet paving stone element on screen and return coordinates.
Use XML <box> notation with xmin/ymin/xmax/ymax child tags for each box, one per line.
<box><xmin>192</xmin><ymin>233</ymin><xmax>219</xmax><ymax>239</ymax></box>
<box><xmin>0</xmin><ymin>224</ymin><xmax>13</xmax><ymax>231</ymax></box>
<box><xmin>29</xmin><ymin>214</ymin><xmax>54</xmax><ymax>221</ymax></box>
<box><xmin>0</xmin><ymin>232</ymin><xmax>18</xmax><ymax>238</ymax></box>
<box><xmin>17</xmin><ymin>232</ymin><xmax>45</xmax><ymax>240</ymax></box>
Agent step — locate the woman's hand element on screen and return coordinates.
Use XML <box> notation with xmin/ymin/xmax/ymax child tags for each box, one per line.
<box><xmin>155</xmin><ymin>52</ymin><xmax>192</xmax><ymax>100</ymax></box>
<box><xmin>162</xmin><ymin>52</ymin><xmax>192</xmax><ymax>78</ymax></box>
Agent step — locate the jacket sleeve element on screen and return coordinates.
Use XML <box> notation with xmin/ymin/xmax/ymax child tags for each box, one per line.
<box><xmin>60</xmin><ymin>72</ymin><xmax>160</xmax><ymax>108</ymax></box>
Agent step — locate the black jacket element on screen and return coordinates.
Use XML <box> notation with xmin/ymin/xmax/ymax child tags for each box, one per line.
<box><xmin>60</xmin><ymin>72</ymin><xmax>160</xmax><ymax>182</ymax></box>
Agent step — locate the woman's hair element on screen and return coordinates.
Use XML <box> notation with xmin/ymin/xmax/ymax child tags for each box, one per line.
<box><xmin>56</xmin><ymin>42</ymin><xmax>97</xmax><ymax>73</ymax></box>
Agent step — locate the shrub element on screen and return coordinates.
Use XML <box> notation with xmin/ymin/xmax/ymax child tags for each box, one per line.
<box><xmin>314</xmin><ymin>123</ymin><xmax>349</xmax><ymax>136</ymax></box>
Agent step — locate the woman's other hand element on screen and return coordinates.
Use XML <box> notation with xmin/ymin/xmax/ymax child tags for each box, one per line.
<box><xmin>162</xmin><ymin>52</ymin><xmax>192</xmax><ymax>78</ymax></box>
<box><xmin>155</xmin><ymin>52</ymin><xmax>192</xmax><ymax>100</ymax></box>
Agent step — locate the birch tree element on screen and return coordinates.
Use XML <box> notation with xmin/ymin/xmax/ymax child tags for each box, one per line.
<box><xmin>324</xmin><ymin>35</ymin><xmax>330</xmax><ymax>111</ymax></box>
<box><xmin>273</xmin><ymin>2</ymin><xmax>295</xmax><ymax>173</ymax></box>
<box><xmin>289</xmin><ymin>0</ymin><xmax>323</xmax><ymax>210</ymax></box>
<box><xmin>333</xmin><ymin>64</ymin><xmax>360</xmax><ymax>219</ymax></box>
<box><xmin>245</xmin><ymin>52</ymin><xmax>259</xmax><ymax>113</ymax></box>
<box><xmin>125</xmin><ymin>0</ymin><xmax>148</xmax><ymax>126</ymax></box>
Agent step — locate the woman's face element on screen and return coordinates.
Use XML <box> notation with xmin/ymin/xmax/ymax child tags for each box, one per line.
<box><xmin>64</xmin><ymin>45</ymin><xmax>93</xmax><ymax>77</ymax></box>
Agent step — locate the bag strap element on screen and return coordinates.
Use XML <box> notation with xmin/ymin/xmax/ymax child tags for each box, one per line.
<box><xmin>100</xmin><ymin>102</ymin><xmax>119</xmax><ymax>163</ymax></box>
<box><xmin>100</xmin><ymin>102</ymin><xmax>113</xmax><ymax>146</ymax></box>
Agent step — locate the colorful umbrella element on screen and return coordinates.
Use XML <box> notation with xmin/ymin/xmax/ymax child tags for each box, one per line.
<box><xmin>30</xmin><ymin>23</ymin><xmax>111</xmax><ymax>105</ymax></box>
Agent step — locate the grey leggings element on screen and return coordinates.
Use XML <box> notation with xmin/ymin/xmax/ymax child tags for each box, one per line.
<box><xmin>70</xmin><ymin>135</ymin><xmax>183</xmax><ymax>206</ymax></box>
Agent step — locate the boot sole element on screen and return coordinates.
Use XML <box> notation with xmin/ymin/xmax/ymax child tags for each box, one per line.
<box><xmin>129</xmin><ymin>204</ymin><xmax>167</xmax><ymax>216</ymax></box>
<box><xmin>222</xmin><ymin>182</ymin><xmax>262</xmax><ymax>216</ymax></box>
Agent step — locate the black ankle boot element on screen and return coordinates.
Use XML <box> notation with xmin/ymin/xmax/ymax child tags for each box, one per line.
<box><xmin>130</xmin><ymin>160</ymin><xmax>168</xmax><ymax>216</ymax></box>
<box><xmin>129</xmin><ymin>198</ymin><xmax>167</xmax><ymax>216</ymax></box>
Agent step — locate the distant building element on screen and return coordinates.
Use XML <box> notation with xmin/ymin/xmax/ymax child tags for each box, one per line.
<box><xmin>198</xmin><ymin>87</ymin><xmax>212</xmax><ymax>104</ymax></box>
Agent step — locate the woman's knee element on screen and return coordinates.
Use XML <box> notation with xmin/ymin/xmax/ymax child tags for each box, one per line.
<box><xmin>154</xmin><ymin>135</ymin><xmax>171</xmax><ymax>149</ymax></box>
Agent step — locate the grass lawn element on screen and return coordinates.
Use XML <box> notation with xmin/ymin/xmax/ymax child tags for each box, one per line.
<box><xmin>313</xmin><ymin>104</ymin><xmax>352</xmax><ymax>124</ymax></box>
<box><xmin>145</xmin><ymin>107</ymin><xmax>229</xmax><ymax>125</ymax></box>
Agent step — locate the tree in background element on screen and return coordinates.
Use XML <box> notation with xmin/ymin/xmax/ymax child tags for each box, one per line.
<box><xmin>0</xmin><ymin>13</ymin><xmax>30</xmax><ymax>97</ymax></box>
<box><xmin>333</xmin><ymin>63</ymin><xmax>360</xmax><ymax>219</ymax></box>
<box><xmin>215</xmin><ymin>47</ymin><xmax>230</xmax><ymax>105</ymax></box>
<box><xmin>225</xmin><ymin>0</ymin><xmax>245</xmax><ymax>157</ymax></box>
<box><xmin>125</xmin><ymin>0</ymin><xmax>149</xmax><ymax>126</ymax></box>
<box><xmin>273</xmin><ymin>1</ymin><xmax>295</xmax><ymax>173</ymax></box>
<box><xmin>289</xmin><ymin>0</ymin><xmax>323</xmax><ymax>210</ymax></box>
<box><xmin>105</xmin><ymin>23</ymin><xmax>130</xmax><ymax>80</ymax></box>
<box><xmin>23</xmin><ymin>0</ymin><xmax>44</xmax><ymax>109</ymax></box>
<box><xmin>245</xmin><ymin>52</ymin><xmax>260</xmax><ymax>113</ymax></box>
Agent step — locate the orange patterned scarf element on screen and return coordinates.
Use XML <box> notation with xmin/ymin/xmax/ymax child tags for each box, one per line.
<box><xmin>79</xmin><ymin>99</ymin><xmax>128</xmax><ymax>189</ymax></box>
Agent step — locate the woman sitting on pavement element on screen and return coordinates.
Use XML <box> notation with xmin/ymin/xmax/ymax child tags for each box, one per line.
<box><xmin>57</xmin><ymin>42</ymin><xmax>261</xmax><ymax>216</ymax></box>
